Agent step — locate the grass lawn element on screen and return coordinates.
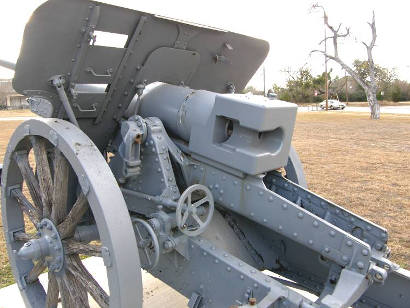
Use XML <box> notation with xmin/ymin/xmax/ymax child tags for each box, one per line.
<box><xmin>0</xmin><ymin>110</ymin><xmax>409</xmax><ymax>288</ymax></box>
<box><xmin>293</xmin><ymin>112</ymin><xmax>410</xmax><ymax>269</ymax></box>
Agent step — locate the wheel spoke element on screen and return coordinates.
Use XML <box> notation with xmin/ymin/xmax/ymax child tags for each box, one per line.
<box><xmin>192</xmin><ymin>197</ymin><xmax>209</xmax><ymax>208</ymax></box>
<box><xmin>181</xmin><ymin>210</ymin><xmax>190</xmax><ymax>227</ymax></box>
<box><xmin>192</xmin><ymin>213</ymin><xmax>204</xmax><ymax>227</ymax></box>
<box><xmin>31</xmin><ymin>136</ymin><xmax>53</xmax><ymax>218</ymax></box>
<box><xmin>26</xmin><ymin>259</ymin><xmax>47</xmax><ymax>284</ymax></box>
<box><xmin>56</xmin><ymin>276</ymin><xmax>75</xmax><ymax>308</ymax></box>
<box><xmin>46</xmin><ymin>272</ymin><xmax>59</xmax><ymax>308</ymax></box>
<box><xmin>13</xmin><ymin>231</ymin><xmax>37</xmax><ymax>242</ymax></box>
<box><xmin>63</xmin><ymin>239</ymin><xmax>102</xmax><ymax>257</ymax></box>
<box><xmin>66</xmin><ymin>255</ymin><xmax>109</xmax><ymax>308</ymax></box>
<box><xmin>51</xmin><ymin>148</ymin><xmax>69</xmax><ymax>224</ymax></box>
<box><xmin>57</xmin><ymin>193</ymin><xmax>88</xmax><ymax>239</ymax></box>
<box><xmin>13</xmin><ymin>152</ymin><xmax>43</xmax><ymax>211</ymax></box>
<box><xmin>62</xmin><ymin>267</ymin><xmax>90</xmax><ymax>308</ymax></box>
<box><xmin>187</xmin><ymin>194</ymin><xmax>192</xmax><ymax>206</ymax></box>
<box><xmin>11</xmin><ymin>188</ymin><xmax>42</xmax><ymax>226</ymax></box>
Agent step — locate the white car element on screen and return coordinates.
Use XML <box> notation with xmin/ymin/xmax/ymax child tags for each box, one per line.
<box><xmin>319</xmin><ymin>99</ymin><xmax>346</xmax><ymax>110</ymax></box>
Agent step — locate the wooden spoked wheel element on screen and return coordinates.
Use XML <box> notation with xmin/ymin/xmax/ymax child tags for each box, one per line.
<box><xmin>1</xmin><ymin>118</ymin><xmax>142</xmax><ymax>308</ymax></box>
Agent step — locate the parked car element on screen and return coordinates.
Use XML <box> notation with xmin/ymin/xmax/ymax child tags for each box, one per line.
<box><xmin>267</xmin><ymin>91</ymin><xmax>278</xmax><ymax>100</ymax></box>
<box><xmin>319</xmin><ymin>99</ymin><xmax>346</xmax><ymax>110</ymax></box>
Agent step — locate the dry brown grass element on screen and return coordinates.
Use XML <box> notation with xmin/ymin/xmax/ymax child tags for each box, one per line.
<box><xmin>0</xmin><ymin>109</ymin><xmax>35</xmax><ymax>118</ymax></box>
<box><xmin>0</xmin><ymin>119</ymin><xmax>25</xmax><ymax>288</ymax></box>
<box><xmin>0</xmin><ymin>111</ymin><xmax>409</xmax><ymax>288</ymax></box>
<box><xmin>293</xmin><ymin>112</ymin><xmax>410</xmax><ymax>268</ymax></box>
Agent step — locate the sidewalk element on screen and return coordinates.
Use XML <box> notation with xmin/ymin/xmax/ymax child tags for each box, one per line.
<box><xmin>0</xmin><ymin>257</ymin><xmax>187</xmax><ymax>308</ymax></box>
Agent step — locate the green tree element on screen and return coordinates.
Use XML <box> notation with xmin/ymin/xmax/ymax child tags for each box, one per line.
<box><xmin>242</xmin><ymin>86</ymin><xmax>264</xmax><ymax>96</ymax></box>
<box><xmin>353</xmin><ymin>60</ymin><xmax>396</xmax><ymax>93</ymax></box>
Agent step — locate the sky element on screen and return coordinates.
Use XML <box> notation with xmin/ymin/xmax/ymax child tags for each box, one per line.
<box><xmin>0</xmin><ymin>0</ymin><xmax>409</xmax><ymax>90</ymax></box>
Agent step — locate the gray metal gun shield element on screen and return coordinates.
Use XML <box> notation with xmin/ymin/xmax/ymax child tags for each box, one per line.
<box><xmin>13</xmin><ymin>0</ymin><xmax>269</xmax><ymax>149</ymax></box>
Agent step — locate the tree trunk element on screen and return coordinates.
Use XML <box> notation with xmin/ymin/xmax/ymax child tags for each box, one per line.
<box><xmin>367</xmin><ymin>90</ymin><xmax>380</xmax><ymax>119</ymax></box>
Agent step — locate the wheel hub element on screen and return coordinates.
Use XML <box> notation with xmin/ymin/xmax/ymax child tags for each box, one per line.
<box><xmin>17</xmin><ymin>218</ymin><xmax>64</xmax><ymax>272</ymax></box>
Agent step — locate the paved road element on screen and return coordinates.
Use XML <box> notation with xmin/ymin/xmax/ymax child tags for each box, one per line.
<box><xmin>298</xmin><ymin>105</ymin><xmax>410</xmax><ymax>114</ymax></box>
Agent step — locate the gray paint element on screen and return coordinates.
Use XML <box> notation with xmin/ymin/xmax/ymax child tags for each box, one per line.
<box><xmin>140</xmin><ymin>83</ymin><xmax>297</xmax><ymax>175</ymax></box>
<box><xmin>1</xmin><ymin>1</ymin><xmax>409</xmax><ymax>307</ymax></box>
<box><xmin>12</xmin><ymin>0</ymin><xmax>269</xmax><ymax>150</ymax></box>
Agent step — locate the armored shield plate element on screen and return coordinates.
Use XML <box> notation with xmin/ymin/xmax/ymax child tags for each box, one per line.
<box><xmin>13</xmin><ymin>0</ymin><xmax>268</xmax><ymax>148</ymax></box>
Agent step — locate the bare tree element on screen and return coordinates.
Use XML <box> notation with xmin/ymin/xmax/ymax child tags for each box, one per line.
<box><xmin>312</xmin><ymin>4</ymin><xmax>380</xmax><ymax>119</ymax></box>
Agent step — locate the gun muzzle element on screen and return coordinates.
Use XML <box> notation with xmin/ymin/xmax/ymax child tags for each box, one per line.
<box><xmin>0</xmin><ymin>59</ymin><xmax>16</xmax><ymax>71</ymax></box>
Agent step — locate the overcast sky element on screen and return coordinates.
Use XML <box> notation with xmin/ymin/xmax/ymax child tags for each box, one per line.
<box><xmin>0</xmin><ymin>0</ymin><xmax>409</xmax><ymax>90</ymax></box>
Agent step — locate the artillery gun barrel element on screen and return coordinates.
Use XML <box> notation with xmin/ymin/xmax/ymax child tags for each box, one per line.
<box><xmin>0</xmin><ymin>59</ymin><xmax>16</xmax><ymax>71</ymax></box>
<box><xmin>139</xmin><ymin>83</ymin><xmax>216</xmax><ymax>142</ymax></box>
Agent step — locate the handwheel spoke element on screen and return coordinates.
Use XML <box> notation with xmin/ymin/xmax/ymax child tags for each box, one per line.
<box><xmin>192</xmin><ymin>197</ymin><xmax>209</xmax><ymax>208</ymax></box>
<box><xmin>143</xmin><ymin>248</ymin><xmax>151</xmax><ymax>266</ymax></box>
<box><xmin>134</xmin><ymin>225</ymin><xmax>144</xmax><ymax>242</ymax></box>
<box><xmin>13</xmin><ymin>152</ymin><xmax>43</xmax><ymax>211</ymax></box>
<box><xmin>181</xmin><ymin>210</ymin><xmax>190</xmax><ymax>227</ymax></box>
<box><xmin>46</xmin><ymin>272</ymin><xmax>59</xmax><ymax>308</ymax></box>
<box><xmin>30</xmin><ymin>136</ymin><xmax>53</xmax><ymax>218</ymax></box>
<box><xmin>26</xmin><ymin>259</ymin><xmax>47</xmax><ymax>284</ymax></box>
<box><xmin>192</xmin><ymin>213</ymin><xmax>204</xmax><ymax>227</ymax></box>
<box><xmin>51</xmin><ymin>149</ymin><xmax>69</xmax><ymax>224</ymax></box>
<box><xmin>57</xmin><ymin>193</ymin><xmax>88</xmax><ymax>239</ymax></box>
<box><xmin>11</xmin><ymin>189</ymin><xmax>42</xmax><ymax>226</ymax></box>
<box><xmin>63</xmin><ymin>239</ymin><xmax>102</xmax><ymax>257</ymax></box>
<box><xmin>66</xmin><ymin>255</ymin><xmax>109</xmax><ymax>308</ymax></box>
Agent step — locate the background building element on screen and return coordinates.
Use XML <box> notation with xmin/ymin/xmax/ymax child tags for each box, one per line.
<box><xmin>0</xmin><ymin>79</ymin><xmax>28</xmax><ymax>109</ymax></box>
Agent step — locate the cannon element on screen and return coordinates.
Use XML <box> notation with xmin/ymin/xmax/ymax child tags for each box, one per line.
<box><xmin>1</xmin><ymin>1</ymin><xmax>409</xmax><ymax>307</ymax></box>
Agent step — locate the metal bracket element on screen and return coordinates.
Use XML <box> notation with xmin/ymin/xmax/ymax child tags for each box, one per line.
<box><xmin>49</xmin><ymin>75</ymin><xmax>79</xmax><ymax>127</ymax></box>
<box><xmin>8</xmin><ymin>227</ymin><xmax>25</xmax><ymax>243</ymax></box>
<box><xmin>69</xmin><ymin>4</ymin><xmax>101</xmax><ymax>84</ymax></box>
<box><xmin>86</xmin><ymin>66</ymin><xmax>113</xmax><ymax>78</ymax></box>
<box><xmin>188</xmin><ymin>292</ymin><xmax>203</xmax><ymax>308</ymax></box>
<box><xmin>73</xmin><ymin>103</ymin><xmax>97</xmax><ymax>113</ymax></box>
<box><xmin>17</xmin><ymin>274</ymin><xmax>28</xmax><ymax>291</ymax></box>
<box><xmin>188</xmin><ymin>164</ymin><xmax>372</xmax><ymax>274</ymax></box>
<box><xmin>7</xmin><ymin>184</ymin><xmax>22</xmax><ymax>198</ymax></box>
<box><xmin>95</xmin><ymin>15</ymin><xmax>148</xmax><ymax>124</ymax></box>
<box><xmin>101</xmin><ymin>246</ymin><xmax>112</xmax><ymax>267</ymax></box>
<box><xmin>267</xmin><ymin>172</ymin><xmax>389</xmax><ymax>251</ymax></box>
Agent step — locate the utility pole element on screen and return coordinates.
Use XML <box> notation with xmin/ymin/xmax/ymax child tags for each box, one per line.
<box><xmin>345</xmin><ymin>71</ymin><xmax>349</xmax><ymax>104</ymax></box>
<box><xmin>263</xmin><ymin>66</ymin><xmax>266</xmax><ymax>97</ymax></box>
<box><xmin>324</xmin><ymin>12</ymin><xmax>329</xmax><ymax>111</ymax></box>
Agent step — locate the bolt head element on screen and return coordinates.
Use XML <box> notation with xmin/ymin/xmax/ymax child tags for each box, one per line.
<box><xmin>249</xmin><ymin>298</ymin><xmax>257</xmax><ymax>305</ymax></box>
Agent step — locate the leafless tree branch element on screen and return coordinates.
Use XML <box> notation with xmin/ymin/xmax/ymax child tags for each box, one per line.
<box><xmin>311</xmin><ymin>5</ymin><xmax>380</xmax><ymax>118</ymax></box>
